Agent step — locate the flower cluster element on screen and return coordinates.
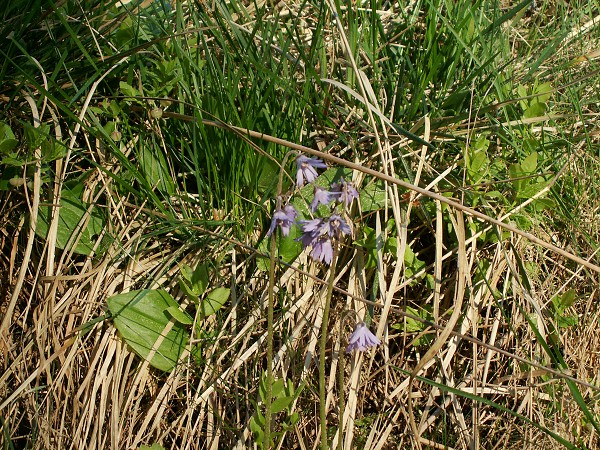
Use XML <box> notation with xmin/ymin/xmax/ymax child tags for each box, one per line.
<box><xmin>266</xmin><ymin>154</ymin><xmax>381</xmax><ymax>353</ymax></box>
<box><xmin>267</xmin><ymin>154</ymin><xmax>359</xmax><ymax>265</ymax></box>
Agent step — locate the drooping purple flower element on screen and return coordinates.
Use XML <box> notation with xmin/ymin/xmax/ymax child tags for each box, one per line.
<box><xmin>346</xmin><ymin>322</ymin><xmax>381</xmax><ymax>353</ymax></box>
<box><xmin>327</xmin><ymin>214</ymin><xmax>352</xmax><ymax>238</ymax></box>
<box><xmin>297</xmin><ymin>217</ymin><xmax>328</xmax><ymax>236</ymax></box>
<box><xmin>266</xmin><ymin>204</ymin><xmax>297</xmax><ymax>237</ymax></box>
<box><xmin>310</xmin><ymin>236</ymin><xmax>334</xmax><ymax>265</ymax></box>
<box><xmin>331</xmin><ymin>179</ymin><xmax>359</xmax><ymax>208</ymax></box>
<box><xmin>296</xmin><ymin>155</ymin><xmax>327</xmax><ymax>187</ymax></box>
<box><xmin>311</xmin><ymin>185</ymin><xmax>336</xmax><ymax>212</ymax></box>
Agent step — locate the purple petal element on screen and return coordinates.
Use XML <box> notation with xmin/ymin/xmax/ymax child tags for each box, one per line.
<box><xmin>311</xmin><ymin>237</ymin><xmax>333</xmax><ymax>264</ymax></box>
<box><xmin>328</xmin><ymin>214</ymin><xmax>351</xmax><ymax>237</ymax></box>
<box><xmin>296</xmin><ymin>155</ymin><xmax>327</xmax><ymax>187</ymax></box>
<box><xmin>346</xmin><ymin>322</ymin><xmax>380</xmax><ymax>353</ymax></box>
<box><xmin>332</xmin><ymin>179</ymin><xmax>359</xmax><ymax>207</ymax></box>
<box><xmin>283</xmin><ymin>204</ymin><xmax>298</xmax><ymax>220</ymax></box>
<box><xmin>298</xmin><ymin>218</ymin><xmax>327</xmax><ymax>235</ymax></box>
<box><xmin>311</xmin><ymin>186</ymin><xmax>336</xmax><ymax>212</ymax></box>
<box><xmin>267</xmin><ymin>205</ymin><xmax>297</xmax><ymax>237</ymax></box>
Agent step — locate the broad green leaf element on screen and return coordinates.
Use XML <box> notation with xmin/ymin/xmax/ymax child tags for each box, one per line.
<box><xmin>360</xmin><ymin>180</ymin><xmax>387</xmax><ymax>212</ymax></box>
<box><xmin>508</xmin><ymin>163</ymin><xmax>527</xmax><ymax>192</ymax></box>
<box><xmin>534</xmin><ymin>82</ymin><xmax>553</xmax><ymax>103</ymax></box>
<box><xmin>200</xmin><ymin>287</ymin><xmax>229</xmax><ymax>316</ymax></box>
<box><xmin>552</xmin><ymin>289</ymin><xmax>577</xmax><ymax>312</ymax></box>
<box><xmin>139</xmin><ymin>445</ymin><xmax>165</xmax><ymax>450</ymax></box>
<box><xmin>164</xmin><ymin>306</ymin><xmax>193</xmax><ymax>325</ymax></box>
<box><xmin>521</xmin><ymin>152</ymin><xmax>538</xmax><ymax>174</ymax></box>
<box><xmin>560</xmin><ymin>289</ymin><xmax>577</xmax><ymax>308</ymax></box>
<box><xmin>139</xmin><ymin>143</ymin><xmax>176</xmax><ymax>195</ymax></box>
<box><xmin>249</xmin><ymin>415</ymin><xmax>264</xmax><ymax>442</ymax></box>
<box><xmin>271</xmin><ymin>395</ymin><xmax>294</xmax><ymax>414</ymax></box>
<box><xmin>467</xmin><ymin>148</ymin><xmax>489</xmax><ymax>183</ymax></box>
<box><xmin>120</xmin><ymin>81</ymin><xmax>138</xmax><ymax>97</ymax></box>
<box><xmin>516</xmin><ymin>180</ymin><xmax>548</xmax><ymax>199</ymax></box>
<box><xmin>557</xmin><ymin>315</ymin><xmax>579</xmax><ymax>328</ymax></box>
<box><xmin>179</xmin><ymin>279</ymin><xmax>196</xmax><ymax>301</ymax></box>
<box><xmin>256</xmin><ymin>156</ymin><xmax>279</xmax><ymax>196</ymax></box>
<box><xmin>180</xmin><ymin>263</ymin><xmax>210</xmax><ymax>297</ymax></box>
<box><xmin>0</xmin><ymin>121</ymin><xmax>18</xmax><ymax>155</ymax></box>
<box><xmin>271</xmin><ymin>378</ymin><xmax>286</xmax><ymax>398</ymax></box>
<box><xmin>523</xmin><ymin>102</ymin><xmax>546</xmax><ymax>119</ymax></box>
<box><xmin>191</xmin><ymin>264</ymin><xmax>210</xmax><ymax>295</ymax></box>
<box><xmin>36</xmin><ymin>185</ymin><xmax>106</xmax><ymax>255</ymax></box>
<box><xmin>532</xmin><ymin>198</ymin><xmax>554</xmax><ymax>211</ymax></box>
<box><xmin>180</xmin><ymin>264</ymin><xmax>194</xmax><ymax>283</ymax></box>
<box><xmin>41</xmin><ymin>138</ymin><xmax>68</xmax><ymax>162</ymax></box>
<box><xmin>24</xmin><ymin>122</ymin><xmax>50</xmax><ymax>151</ymax></box>
<box><xmin>107</xmin><ymin>289</ymin><xmax>189</xmax><ymax>372</ymax></box>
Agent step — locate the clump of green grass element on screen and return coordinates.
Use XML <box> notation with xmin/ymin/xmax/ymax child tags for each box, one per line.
<box><xmin>1</xmin><ymin>0</ymin><xmax>600</xmax><ymax>449</ymax></box>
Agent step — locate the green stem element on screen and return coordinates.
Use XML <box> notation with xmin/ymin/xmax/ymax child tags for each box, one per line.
<box><xmin>319</xmin><ymin>245</ymin><xmax>339</xmax><ymax>450</ymax></box>
<box><xmin>265</xmin><ymin>233</ymin><xmax>276</xmax><ymax>449</ymax></box>
<box><xmin>337</xmin><ymin>319</ymin><xmax>346</xmax><ymax>450</ymax></box>
<box><xmin>265</xmin><ymin>152</ymin><xmax>294</xmax><ymax>450</ymax></box>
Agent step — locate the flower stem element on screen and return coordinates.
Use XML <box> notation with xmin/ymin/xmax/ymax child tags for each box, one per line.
<box><xmin>265</xmin><ymin>233</ymin><xmax>276</xmax><ymax>449</ymax></box>
<box><xmin>337</xmin><ymin>320</ymin><xmax>346</xmax><ymax>450</ymax></box>
<box><xmin>265</xmin><ymin>152</ymin><xmax>294</xmax><ymax>449</ymax></box>
<box><xmin>319</xmin><ymin>245</ymin><xmax>339</xmax><ymax>450</ymax></box>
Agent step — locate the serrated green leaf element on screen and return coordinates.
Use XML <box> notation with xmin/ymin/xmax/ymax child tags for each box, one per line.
<box><xmin>1</xmin><ymin>155</ymin><xmax>25</xmax><ymax>166</ymax></box>
<box><xmin>107</xmin><ymin>289</ymin><xmax>189</xmax><ymax>372</ymax></box>
<box><xmin>473</xmin><ymin>135</ymin><xmax>490</xmax><ymax>151</ymax></box>
<box><xmin>201</xmin><ymin>287</ymin><xmax>229</xmax><ymax>316</ymax></box>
